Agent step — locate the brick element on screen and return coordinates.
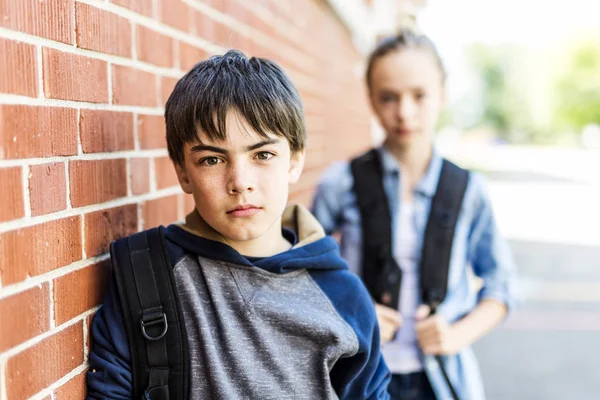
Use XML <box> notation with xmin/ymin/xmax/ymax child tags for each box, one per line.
<box><xmin>291</xmin><ymin>169</ymin><xmax>321</xmax><ymax>195</ymax></box>
<box><xmin>155</xmin><ymin>157</ymin><xmax>178</xmax><ymax>189</ymax></box>
<box><xmin>0</xmin><ymin>167</ymin><xmax>24</xmax><ymax>222</ymax></box>
<box><xmin>5</xmin><ymin>322</ymin><xmax>84</xmax><ymax>400</ymax></box>
<box><xmin>160</xmin><ymin>0</ymin><xmax>191</xmax><ymax>31</ymax></box>
<box><xmin>303</xmin><ymin>147</ymin><xmax>325</xmax><ymax>171</ymax></box>
<box><xmin>176</xmin><ymin>194</ymin><xmax>185</xmax><ymax>221</ymax></box>
<box><xmin>0</xmin><ymin>105</ymin><xmax>78</xmax><ymax>159</ymax></box>
<box><xmin>54</xmin><ymin>368</ymin><xmax>87</xmax><ymax>400</ymax></box>
<box><xmin>236</xmin><ymin>4</ymin><xmax>260</xmax><ymax>31</ymax></box>
<box><xmin>222</xmin><ymin>0</ymin><xmax>248</xmax><ymax>23</ymax></box>
<box><xmin>183</xmin><ymin>193</ymin><xmax>196</xmax><ymax>215</ymax></box>
<box><xmin>0</xmin><ymin>0</ymin><xmax>74</xmax><ymax>44</ymax></box>
<box><xmin>29</xmin><ymin>163</ymin><xmax>67</xmax><ymax>216</ymax></box>
<box><xmin>86</xmin><ymin>312</ymin><xmax>95</xmax><ymax>358</ymax></box>
<box><xmin>200</xmin><ymin>0</ymin><xmax>222</xmax><ymax>12</ymax></box>
<box><xmin>161</xmin><ymin>76</ymin><xmax>179</xmax><ymax>105</ymax></box>
<box><xmin>130</xmin><ymin>158</ymin><xmax>150</xmax><ymax>195</ymax></box>
<box><xmin>179</xmin><ymin>41</ymin><xmax>209</xmax><ymax>70</ymax></box>
<box><xmin>110</xmin><ymin>0</ymin><xmax>154</xmax><ymax>17</ymax></box>
<box><xmin>42</xmin><ymin>48</ymin><xmax>109</xmax><ymax>103</ymax></box>
<box><xmin>143</xmin><ymin>195</ymin><xmax>179</xmax><ymax>229</ymax></box>
<box><xmin>80</xmin><ymin>110</ymin><xmax>134</xmax><ymax>153</ymax></box>
<box><xmin>137</xmin><ymin>25</ymin><xmax>174</xmax><ymax>67</ymax></box>
<box><xmin>69</xmin><ymin>159</ymin><xmax>127</xmax><ymax>207</ymax></box>
<box><xmin>54</xmin><ymin>260</ymin><xmax>111</xmax><ymax>324</ymax></box>
<box><xmin>112</xmin><ymin>64</ymin><xmax>157</xmax><ymax>106</ymax></box>
<box><xmin>0</xmin><ymin>284</ymin><xmax>50</xmax><ymax>353</ymax></box>
<box><xmin>252</xmin><ymin>43</ymin><xmax>275</xmax><ymax>60</ymax></box>
<box><xmin>84</xmin><ymin>204</ymin><xmax>138</xmax><ymax>258</ymax></box>
<box><xmin>288</xmin><ymin>187</ymin><xmax>315</xmax><ymax>209</ymax></box>
<box><xmin>138</xmin><ymin>114</ymin><xmax>166</xmax><ymax>149</ymax></box>
<box><xmin>213</xmin><ymin>20</ymin><xmax>234</xmax><ymax>48</ymax></box>
<box><xmin>76</xmin><ymin>3</ymin><xmax>132</xmax><ymax>58</ymax></box>
<box><xmin>233</xmin><ymin>33</ymin><xmax>252</xmax><ymax>56</ymax></box>
<box><xmin>0</xmin><ymin>216</ymin><xmax>82</xmax><ymax>285</ymax></box>
<box><xmin>0</xmin><ymin>38</ymin><xmax>37</xmax><ymax>97</ymax></box>
<box><xmin>195</xmin><ymin>12</ymin><xmax>216</xmax><ymax>42</ymax></box>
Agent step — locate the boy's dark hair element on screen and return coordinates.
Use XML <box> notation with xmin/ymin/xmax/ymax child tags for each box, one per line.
<box><xmin>366</xmin><ymin>29</ymin><xmax>446</xmax><ymax>88</ymax></box>
<box><xmin>165</xmin><ymin>50</ymin><xmax>306</xmax><ymax>165</ymax></box>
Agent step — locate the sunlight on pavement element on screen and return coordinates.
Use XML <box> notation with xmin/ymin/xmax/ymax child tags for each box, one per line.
<box><xmin>517</xmin><ymin>279</ymin><xmax>600</xmax><ymax>303</ymax></box>
<box><xmin>489</xmin><ymin>182</ymin><xmax>600</xmax><ymax>246</ymax></box>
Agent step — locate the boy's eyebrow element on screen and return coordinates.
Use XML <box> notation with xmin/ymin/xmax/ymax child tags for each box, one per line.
<box><xmin>245</xmin><ymin>138</ymin><xmax>279</xmax><ymax>151</ymax></box>
<box><xmin>190</xmin><ymin>144</ymin><xmax>228</xmax><ymax>154</ymax></box>
<box><xmin>190</xmin><ymin>139</ymin><xmax>279</xmax><ymax>154</ymax></box>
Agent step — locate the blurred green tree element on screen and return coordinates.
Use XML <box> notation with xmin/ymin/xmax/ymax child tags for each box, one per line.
<box><xmin>464</xmin><ymin>43</ymin><xmax>535</xmax><ymax>143</ymax></box>
<box><xmin>553</xmin><ymin>39</ymin><xmax>600</xmax><ymax>132</ymax></box>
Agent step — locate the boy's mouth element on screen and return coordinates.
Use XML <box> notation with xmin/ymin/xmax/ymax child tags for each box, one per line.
<box><xmin>227</xmin><ymin>204</ymin><xmax>261</xmax><ymax>218</ymax></box>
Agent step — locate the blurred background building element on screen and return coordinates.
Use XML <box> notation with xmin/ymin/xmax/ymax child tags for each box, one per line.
<box><xmin>0</xmin><ymin>0</ymin><xmax>599</xmax><ymax>398</ymax></box>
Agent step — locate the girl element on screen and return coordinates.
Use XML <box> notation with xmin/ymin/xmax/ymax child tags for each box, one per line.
<box><xmin>311</xmin><ymin>30</ymin><xmax>517</xmax><ymax>400</ymax></box>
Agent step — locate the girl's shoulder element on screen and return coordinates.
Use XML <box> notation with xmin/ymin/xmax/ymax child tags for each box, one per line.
<box><xmin>460</xmin><ymin>169</ymin><xmax>494</xmax><ymax>214</ymax></box>
<box><xmin>318</xmin><ymin>160</ymin><xmax>354</xmax><ymax>192</ymax></box>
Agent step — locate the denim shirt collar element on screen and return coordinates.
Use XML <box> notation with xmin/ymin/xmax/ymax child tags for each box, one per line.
<box><xmin>376</xmin><ymin>145</ymin><xmax>443</xmax><ymax>197</ymax></box>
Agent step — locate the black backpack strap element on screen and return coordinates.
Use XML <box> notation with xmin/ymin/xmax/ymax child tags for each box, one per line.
<box><xmin>110</xmin><ymin>227</ymin><xmax>189</xmax><ymax>400</ymax></box>
<box><xmin>420</xmin><ymin>159</ymin><xmax>469</xmax><ymax>311</ymax></box>
<box><xmin>350</xmin><ymin>149</ymin><xmax>402</xmax><ymax>308</ymax></box>
<box><xmin>419</xmin><ymin>159</ymin><xmax>468</xmax><ymax>400</ymax></box>
<box><xmin>352</xmin><ymin>153</ymin><xmax>467</xmax><ymax>400</ymax></box>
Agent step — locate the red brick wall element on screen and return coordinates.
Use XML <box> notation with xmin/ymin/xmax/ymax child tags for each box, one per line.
<box><xmin>0</xmin><ymin>1</ymin><xmax>372</xmax><ymax>398</ymax></box>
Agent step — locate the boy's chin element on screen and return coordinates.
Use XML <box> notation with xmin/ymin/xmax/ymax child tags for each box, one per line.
<box><xmin>217</xmin><ymin>224</ymin><xmax>271</xmax><ymax>243</ymax></box>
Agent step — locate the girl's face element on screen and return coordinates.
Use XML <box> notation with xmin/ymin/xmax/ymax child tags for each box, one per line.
<box><xmin>368</xmin><ymin>48</ymin><xmax>445</xmax><ymax>150</ymax></box>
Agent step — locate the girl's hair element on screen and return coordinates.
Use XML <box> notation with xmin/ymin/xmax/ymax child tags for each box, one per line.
<box><xmin>365</xmin><ymin>29</ymin><xmax>447</xmax><ymax>88</ymax></box>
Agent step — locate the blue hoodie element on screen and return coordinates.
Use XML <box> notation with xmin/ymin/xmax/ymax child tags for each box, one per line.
<box><xmin>87</xmin><ymin>205</ymin><xmax>390</xmax><ymax>399</ymax></box>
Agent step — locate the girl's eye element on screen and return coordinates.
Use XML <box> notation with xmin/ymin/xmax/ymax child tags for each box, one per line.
<box><xmin>414</xmin><ymin>92</ymin><xmax>426</xmax><ymax>101</ymax></box>
<box><xmin>199</xmin><ymin>156</ymin><xmax>222</xmax><ymax>166</ymax></box>
<box><xmin>381</xmin><ymin>94</ymin><xmax>397</xmax><ymax>104</ymax></box>
<box><xmin>255</xmin><ymin>152</ymin><xmax>274</xmax><ymax>161</ymax></box>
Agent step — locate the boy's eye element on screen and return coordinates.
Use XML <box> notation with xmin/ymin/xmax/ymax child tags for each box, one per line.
<box><xmin>199</xmin><ymin>156</ymin><xmax>222</xmax><ymax>166</ymax></box>
<box><xmin>255</xmin><ymin>152</ymin><xmax>274</xmax><ymax>161</ymax></box>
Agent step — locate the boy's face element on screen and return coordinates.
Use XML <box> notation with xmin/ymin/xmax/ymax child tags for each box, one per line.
<box><xmin>175</xmin><ymin>110</ymin><xmax>305</xmax><ymax>249</ymax></box>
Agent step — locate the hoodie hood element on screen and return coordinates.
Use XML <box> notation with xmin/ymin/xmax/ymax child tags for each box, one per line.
<box><xmin>165</xmin><ymin>204</ymin><xmax>348</xmax><ymax>274</ymax></box>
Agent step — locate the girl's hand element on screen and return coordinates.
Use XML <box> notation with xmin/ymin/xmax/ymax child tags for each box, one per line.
<box><xmin>414</xmin><ymin>305</ymin><xmax>463</xmax><ymax>355</ymax></box>
<box><xmin>375</xmin><ymin>303</ymin><xmax>403</xmax><ymax>344</ymax></box>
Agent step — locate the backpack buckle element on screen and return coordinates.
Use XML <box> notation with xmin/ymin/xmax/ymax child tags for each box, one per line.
<box><xmin>426</xmin><ymin>288</ymin><xmax>445</xmax><ymax>313</ymax></box>
<box><xmin>140</xmin><ymin>309</ymin><xmax>168</xmax><ymax>341</ymax></box>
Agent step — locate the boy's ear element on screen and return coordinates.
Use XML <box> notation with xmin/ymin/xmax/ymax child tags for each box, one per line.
<box><xmin>174</xmin><ymin>161</ymin><xmax>193</xmax><ymax>194</ymax></box>
<box><xmin>288</xmin><ymin>149</ymin><xmax>305</xmax><ymax>184</ymax></box>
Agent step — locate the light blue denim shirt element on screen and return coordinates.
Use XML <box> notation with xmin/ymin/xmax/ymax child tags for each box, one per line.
<box><xmin>311</xmin><ymin>146</ymin><xmax>517</xmax><ymax>400</ymax></box>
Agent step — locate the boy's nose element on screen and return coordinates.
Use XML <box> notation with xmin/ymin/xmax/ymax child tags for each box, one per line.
<box><xmin>226</xmin><ymin>164</ymin><xmax>254</xmax><ymax>195</ymax></box>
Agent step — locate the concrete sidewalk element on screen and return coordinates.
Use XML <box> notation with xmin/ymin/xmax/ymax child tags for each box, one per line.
<box><xmin>454</xmin><ymin>145</ymin><xmax>600</xmax><ymax>399</ymax></box>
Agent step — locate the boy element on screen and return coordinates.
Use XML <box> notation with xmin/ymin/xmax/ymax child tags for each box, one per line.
<box><xmin>86</xmin><ymin>50</ymin><xmax>391</xmax><ymax>399</ymax></box>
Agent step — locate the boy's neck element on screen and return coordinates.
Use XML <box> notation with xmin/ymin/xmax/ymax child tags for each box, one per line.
<box><xmin>181</xmin><ymin>210</ymin><xmax>292</xmax><ymax>258</ymax></box>
<box><xmin>226</xmin><ymin>220</ymin><xmax>293</xmax><ymax>258</ymax></box>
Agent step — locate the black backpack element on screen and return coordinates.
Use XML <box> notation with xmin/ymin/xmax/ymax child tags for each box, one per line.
<box><xmin>350</xmin><ymin>148</ymin><xmax>469</xmax><ymax>400</ymax></box>
<box><xmin>110</xmin><ymin>226</ymin><xmax>189</xmax><ymax>400</ymax></box>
